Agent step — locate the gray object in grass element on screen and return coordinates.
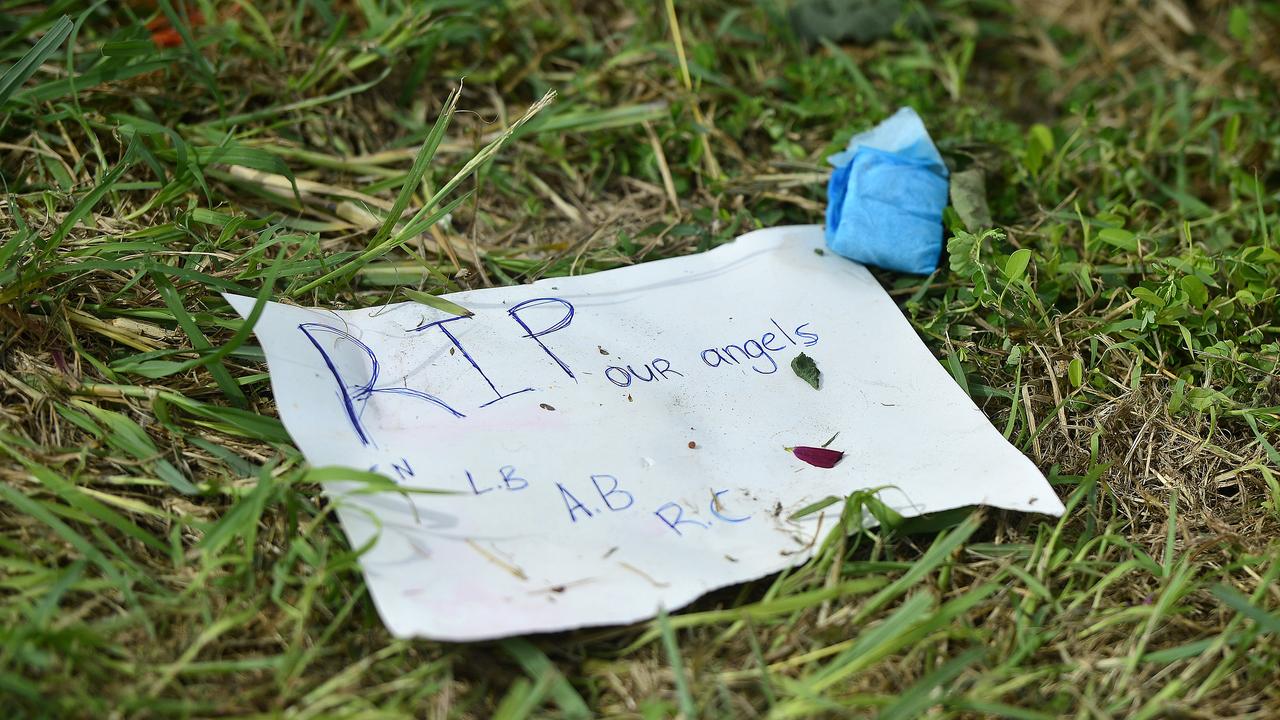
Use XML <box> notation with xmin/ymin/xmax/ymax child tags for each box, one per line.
<box><xmin>788</xmin><ymin>0</ymin><xmax>924</xmax><ymax>45</ymax></box>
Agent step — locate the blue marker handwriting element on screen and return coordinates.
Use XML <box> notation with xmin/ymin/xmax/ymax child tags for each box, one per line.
<box><xmin>460</xmin><ymin>466</ymin><xmax>751</xmax><ymax>535</ymax></box>
<box><xmin>299</xmin><ymin>297</ymin><xmax>576</xmax><ymax>444</ymax></box>
<box><xmin>297</xmin><ymin>296</ymin><xmax>818</xmax><ymax>446</ymax></box>
<box><xmin>300</xmin><ymin>322</ymin><xmax>464</xmax><ymax>447</ymax></box>
<box><xmin>365</xmin><ymin>460</ymin><xmax>755</xmax><ymax>539</ymax></box>
<box><xmin>698</xmin><ymin>319</ymin><xmax>819</xmax><ymax>376</ymax></box>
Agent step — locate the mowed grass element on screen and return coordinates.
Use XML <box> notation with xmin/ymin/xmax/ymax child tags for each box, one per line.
<box><xmin>1</xmin><ymin>0</ymin><xmax>1278</xmax><ymax>717</ymax></box>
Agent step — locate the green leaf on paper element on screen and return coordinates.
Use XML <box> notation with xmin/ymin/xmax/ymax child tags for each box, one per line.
<box><xmin>791</xmin><ymin>352</ymin><xmax>821</xmax><ymax>390</ymax></box>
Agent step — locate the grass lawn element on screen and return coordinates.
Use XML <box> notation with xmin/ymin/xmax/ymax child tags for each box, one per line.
<box><xmin>2</xmin><ymin>0</ymin><xmax>1279</xmax><ymax>717</ymax></box>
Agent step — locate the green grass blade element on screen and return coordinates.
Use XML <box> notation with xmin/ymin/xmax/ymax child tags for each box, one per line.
<box><xmin>196</xmin><ymin>473</ymin><xmax>275</xmax><ymax>557</ymax></box>
<box><xmin>401</xmin><ymin>288</ymin><xmax>473</xmax><ymax>318</ymax></box>
<box><xmin>1211</xmin><ymin>584</ymin><xmax>1280</xmax><ymax>635</ymax></box>
<box><xmin>0</xmin><ymin>483</ymin><xmax>137</xmax><ymax>604</ymax></box>
<box><xmin>0</xmin><ymin>15</ymin><xmax>72</xmax><ymax>109</ymax></box>
<box><xmin>291</xmin><ymin>89</ymin><xmax>554</xmax><ymax>294</ymax></box>
<box><xmin>658</xmin><ymin>605</ymin><xmax>698</xmax><ymax>718</ymax></box>
<box><xmin>293</xmin><ymin>190</ymin><xmax>472</xmax><ymax>294</ymax></box>
<box><xmin>877</xmin><ymin>647</ymin><xmax>984</xmax><ymax>720</ymax></box>
<box><xmin>500</xmin><ymin>638</ymin><xmax>590</xmax><ymax>719</ymax></box>
<box><xmin>154</xmin><ymin>0</ymin><xmax>222</xmax><ymax>110</ymax></box>
<box><xmin>43</xmin><ymin>145</ymin><xmax>135</xmax><ymax>256</ymax></box>
<box><xmin>1</xmin><ymin>444</ymin><xmax>168</xmax><ymax>554</ymax></box>
<box><xmin>13</xmin><ymin>57</ymin><xmax>171</xmax><ymax>104</ymax></box>
<box><xmin>73</xmin><ymin>400</ymin><xmax>199</xmax><ymax>495</ymax></box>
<box><xmin>850</xmin><ymin>511</ymin><xmax>983</xmax><ymax>625</ymax></box>
<box><xmin>367</xmin><ymin>84</ymin><xmax>461</xmax><ymax>252</ymax></box>
<box><xmin>151</xmin><ymin>270</ymin><xmax>249</xmax><ymax>407</ymax></box>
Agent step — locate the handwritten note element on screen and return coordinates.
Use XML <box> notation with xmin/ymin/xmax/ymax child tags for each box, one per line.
<box><xmin>227</xmin><ymin>224</ymin><xmax>1063</xmax><ymax>641</ymax></box>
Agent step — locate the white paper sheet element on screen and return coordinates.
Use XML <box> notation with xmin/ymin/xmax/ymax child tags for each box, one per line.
<box><xmin>227</xmin><ymin>224</ymin><xmax>1063</xmax><ymax>641</ymax></box>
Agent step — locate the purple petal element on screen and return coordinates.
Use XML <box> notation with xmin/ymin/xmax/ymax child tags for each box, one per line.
<box><xmin>792</xmin><ymin>446</ymin><xmax>844</xmax><ymax>469</ymax></box>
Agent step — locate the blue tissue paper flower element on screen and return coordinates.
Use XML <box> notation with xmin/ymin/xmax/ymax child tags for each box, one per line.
<box><xmin>825</xmin><ymin>107</ymin><xmax>949</xmax><ymax>275</ymax></box>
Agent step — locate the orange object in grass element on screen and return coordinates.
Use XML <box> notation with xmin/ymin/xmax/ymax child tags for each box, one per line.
<box><xmin>145</xmin><ymin>8</ymin><xmax>205</xmax><ymax>48</ymax></box>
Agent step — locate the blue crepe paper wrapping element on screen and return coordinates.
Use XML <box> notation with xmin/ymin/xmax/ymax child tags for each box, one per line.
<box><xmin>825</xmin><ymin>107</ymin><xmax>949</xmax><ymax>275</ymax></box>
